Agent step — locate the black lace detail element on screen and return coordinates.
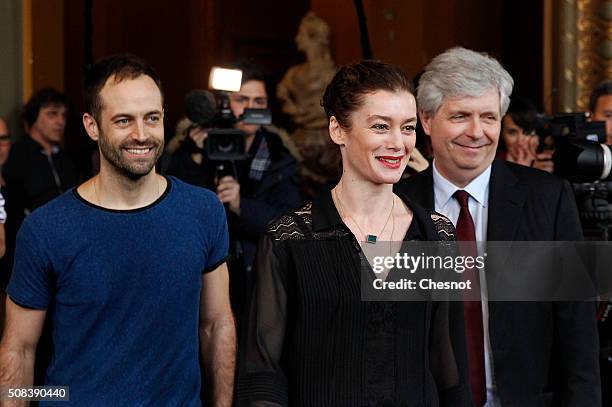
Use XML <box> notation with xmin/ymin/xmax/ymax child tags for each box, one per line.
<box><xmin>429</xmin><ymin>211</ymin><xmax>456</xmax><ymax>241</ymax></box>
<box><xmin>268</xmin><ymin>202</ymin><xmax>456</xmax><ymax>243</ymax></box>
<box><xmin>265</xmin><ymin>202</ymin><xmax>310</xmax><ymax>240</ymax></box>
<box><xmin>266</xmin><ymin>201</ymin><xmax>348</xmax><ymax>240</ymax></box>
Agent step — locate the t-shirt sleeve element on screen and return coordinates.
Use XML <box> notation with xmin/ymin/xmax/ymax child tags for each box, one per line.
<box><xmin>203</xmin><ymin>196</ymin><xmax>230</xmax><ymax>273</ymax></box>
<box><xmin>6</xmin><ymin>219</ymin><xmax>53</xmax><ymax>309</ymax></box>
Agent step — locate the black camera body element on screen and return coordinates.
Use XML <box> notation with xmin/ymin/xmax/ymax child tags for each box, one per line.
<box><xmin>206</xmin><ymin>107</ymin><xmax>272</xmax><ymax>161</ymax></box>
<box><xmin>542</xmin><ymin>113</ymin><xmax>611</xmax><ymax>238</ymax></box>
<box><xmin>184</xmin><ymin>89</ymin><xmax>272</xmax><ymax>162</ymax></box>
<box><xmin>544</xmin><ymin>113</ymin><xmax>609</xmax><ymax>183</ymax></box>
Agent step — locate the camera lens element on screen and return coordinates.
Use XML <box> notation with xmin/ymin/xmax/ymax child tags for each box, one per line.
<box><xmin>554</xmin><ymin>139</ymin><xmax>612</xmax><ymax>182</ymax></box>
<box><xmin>216</xmin><ymin>135</ymin><xmax>238</xmax><ymax>154</ymax></box>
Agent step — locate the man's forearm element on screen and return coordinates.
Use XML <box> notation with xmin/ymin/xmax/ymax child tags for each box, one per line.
<box><xmin>200</xmin><ymin>317</ymin><xmax>236</xmax><ymax>407</ymax></box>
<box><xmin>0</xmin><ymin>345</ymin><xmax>35</xmax><ymax>406</ymax></box>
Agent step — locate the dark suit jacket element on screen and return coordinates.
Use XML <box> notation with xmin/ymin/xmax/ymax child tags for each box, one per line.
<box><xmin>396</xmin><ymin>158</ymin><xmax>601</xmax><ymax>407</ymax></box>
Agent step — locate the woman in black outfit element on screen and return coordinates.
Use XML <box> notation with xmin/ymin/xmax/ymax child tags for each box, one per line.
<box><xmin>236</xmin><ymin>61</ymin><xmax>471</xmax><ymax>406</ymax></box>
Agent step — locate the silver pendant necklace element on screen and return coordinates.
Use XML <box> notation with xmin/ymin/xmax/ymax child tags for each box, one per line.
<box><xmin>333</xmin><ymin>186</ymin><xmax>394</xmax><ymax>244</ymax></box>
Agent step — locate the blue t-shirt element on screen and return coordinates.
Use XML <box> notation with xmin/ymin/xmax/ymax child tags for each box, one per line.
<box><xmin>7</xmin><ymin>177</ymin><xmax>229</xmax><ymax>406</ymax></box>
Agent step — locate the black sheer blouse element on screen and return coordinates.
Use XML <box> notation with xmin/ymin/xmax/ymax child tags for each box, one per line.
<box><xmin>235</xmin><ymin>191</ymin><xmax>471</xmax><ymax>407</ymax></box>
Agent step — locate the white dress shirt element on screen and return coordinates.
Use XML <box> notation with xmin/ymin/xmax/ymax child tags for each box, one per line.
<box><xmin>432</xmin><ymin>161</ymin><xmax>501</xmax><ymax>407</ymax></box>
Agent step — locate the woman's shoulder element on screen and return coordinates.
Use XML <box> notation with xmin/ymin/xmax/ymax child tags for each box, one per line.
<box><xmin>265</xmin><ymin>201</ymin><xmax>314</xmax><ymax>241</ymax></box>
<box><xmin>427</xmin><ymin>211</ymin><xmax>456</xmax><ymax>241</ymax></box>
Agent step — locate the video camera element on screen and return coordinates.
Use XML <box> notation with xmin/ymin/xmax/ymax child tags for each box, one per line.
<box><xmin>183</xmin><ymin>67</ymin><xmax>271</xmax><ymax>162</ymax></box>
<box><xmin>547</xmin><ymin>113</ymin><xmax>609</xmax><ymax>183</ymax></box>
<box><xmin>537</xmin><ymin>113</ymin><xmax>610</xmax><ymax>238</ymax></box>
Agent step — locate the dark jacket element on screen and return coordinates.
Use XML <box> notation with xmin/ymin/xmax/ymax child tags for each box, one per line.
<box><xmin>166</xmin><ymin>127</ymin><xmax>301</xmax><ymax>315</ymax></box>
<box><xmin>1</xmin><ymin>135</ymin><xmax>79</xmax><ymax>290</ymax></box>
<box><xmin>3</xmin><ymin>136</ymin><xmax>79</xmax><ymax>215</ymax></box>
<box><xmin>228</xmin><ymin>128</ymin><xmax>301</xmax><ymax>271</ymax></box>
<box><xmin>396</xmin><ymin>159</ymin><xmax>601</xmax><ymax>407</ymax></box>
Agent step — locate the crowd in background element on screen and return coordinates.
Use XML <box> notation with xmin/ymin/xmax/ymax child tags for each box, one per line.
<box><xmin>0</xmin><ymin>51</ymin><xmax>610</xmax><ymax>405</ymax></box>
<box><xmin>0</xmin><ymin>59</ymin><xmax>611</xmax><ymax>316</ymax></box>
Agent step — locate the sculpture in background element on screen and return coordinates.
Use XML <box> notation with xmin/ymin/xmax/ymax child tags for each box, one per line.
<box><xmin>277</xmin><ymin>11</ymin><xmax>340</xmax><ymax>197</ymax></box>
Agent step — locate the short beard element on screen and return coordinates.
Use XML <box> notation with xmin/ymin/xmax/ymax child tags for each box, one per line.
<box><xmin>98</xmin><ymin>129</ymin><xmax>164</xmax><ymax>181</ymax></box>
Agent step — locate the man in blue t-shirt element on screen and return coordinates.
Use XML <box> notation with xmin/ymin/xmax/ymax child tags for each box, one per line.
<box><xmin>0</xmin><ymin>55</ymin><xmax>235</xmax><ymax>406</ymax></box>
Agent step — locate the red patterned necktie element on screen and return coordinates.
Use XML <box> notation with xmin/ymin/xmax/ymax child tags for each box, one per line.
<box><xmin>453</xmin><ymin>190</ymin><xmax>486</xmax><ymax>406</ymax></box>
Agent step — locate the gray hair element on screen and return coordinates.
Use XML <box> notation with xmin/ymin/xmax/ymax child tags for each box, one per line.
<box><xmin>417</xmin><ymin>47</ymin><xmax>514</xmax><ymax>117</ymax></box>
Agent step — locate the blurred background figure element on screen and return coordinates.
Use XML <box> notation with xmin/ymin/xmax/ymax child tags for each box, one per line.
<box><xmin>277</xmin><ymin>11</ymin><xmax>340</xmax><ymax>197</ymax></box>
<box><xmin>2</xmin><ymin>88</ymin><xmax>79</xmax><ymax>286</ymax></box>
<box><xmin>166</xmin><ymin>61</ymin><xmax>301</xmax><ymax>319</ymax></box>
<box><xmin>0</xmin><ymin>118</ymin><xmax>9</xmax><ymax>333</ymax></box>
<box><xmin>164</xmin><ymin>91</ymin><xmax>218</xmax><ymax>188</ymax></box>
<box><xmin>1</xmin><ymin>88</ymin><xmax>78</xmax><ymax>385</ymax></box>
<box><xmin>0</xmin><ymin>118</ymin><xmax>11</xmax><ymax>187</ymax></box>
<box><xmin>587</xmin><ymin>80</ymin><xmax>612</xmax><ymax>406</ymax></box>
<box><xmin>0</xmin><ymin>118</ymin><xmax>8</xmax><ymax>260</ymax></box>
<box><xmin>589</xmin><ymin>80</ymin><xmax>612</xmax><ymax>144</ymax></box>
<box><xmin>0</xmin><ymin>119</ymin><xmax>8</xmax><ymax>326</ymax></box>
<box><xmin>0</xmin><ymin>188</ymin><xmax>6</xmax><ymax>334</ymax></box>
<box><xmin>3</xmin><ymin>88</ymin><xmax>78</xmax><ymax>219</ymax></box>
<box><xmin>499</xmin><ymin>96</ymin><xmax>554</xmax><ymax>173</ymax></box>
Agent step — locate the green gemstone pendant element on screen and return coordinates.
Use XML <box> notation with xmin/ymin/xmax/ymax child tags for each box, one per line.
<box><xmin>366</xmin><ymin>234</ymin><xmax>377</xmax><ymax>244</ymax></box>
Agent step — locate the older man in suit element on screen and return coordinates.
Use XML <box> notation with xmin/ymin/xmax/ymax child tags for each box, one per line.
<box><xmin>397</xmin><ymin>47</ymin><xmax>600</xmax><ymax>406</ymax></box>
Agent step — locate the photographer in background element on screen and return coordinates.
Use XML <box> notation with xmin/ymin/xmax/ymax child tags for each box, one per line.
<box><xmin>499</xmin><ymin>96</ymin><xmax>554</xmax><ymax>173</ymax></box>
<box><xmin>589</xmin><ymin>80</ymin><xmax>612</xmax><ymax>144</ymax></box>
<box><xmin>166</xmin><ymin>61</ymin><xmax>301</xmax><ymax>318</ymax></box>
<box><xmin>164</xmin><ymin>92</ymin><xmax>218</xmax><ymax>188</ymax></box>
<box><xmin>588</xmin><ymin>80</ymin><xmax>612</xmax><ymax>406</ymax></box>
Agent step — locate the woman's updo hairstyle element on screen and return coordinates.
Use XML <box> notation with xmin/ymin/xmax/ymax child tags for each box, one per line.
<box><xmin>322</xmin><ymin>60</ymin><xmax>414</xmax><ymax>129</ymax></box>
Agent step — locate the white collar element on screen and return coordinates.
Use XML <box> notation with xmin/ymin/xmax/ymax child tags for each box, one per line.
<box><xmin>432</xmin><ymin>160</ymin><xmax>491</xmax><ymax>209</ymax></box>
